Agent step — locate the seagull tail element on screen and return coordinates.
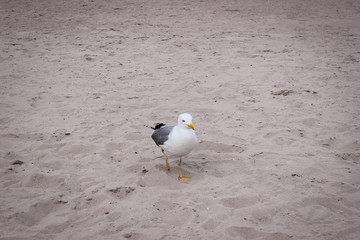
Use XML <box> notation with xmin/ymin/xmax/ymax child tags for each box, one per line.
<box><xmin>151</xmin><ymin>123</ymin><xmax>166</xmax><ymax>130</ymax></box>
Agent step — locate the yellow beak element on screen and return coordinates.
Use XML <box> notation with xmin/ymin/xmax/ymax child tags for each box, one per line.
<box><xmin>188</xmin><ymin>123</ymin><xmax>195</xmax><ymax>130</ymax></box>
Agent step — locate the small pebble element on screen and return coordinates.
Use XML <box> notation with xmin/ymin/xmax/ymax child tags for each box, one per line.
<box><xmin>12</xmin><ymin>160</ymin><xmax>24</xmax><ymax>165</ymax></box>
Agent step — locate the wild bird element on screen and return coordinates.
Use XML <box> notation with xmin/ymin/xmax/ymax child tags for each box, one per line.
<box><xmin>151</xmin><ymin>113</ymin><xmax>198</xmax><ymax>182</ymax></box>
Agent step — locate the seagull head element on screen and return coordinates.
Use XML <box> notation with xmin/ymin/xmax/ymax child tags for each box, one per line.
<box><xmin>178</xmin><ymin>113</ymin><xmax>195</xmax><ymax>130</ymax></box>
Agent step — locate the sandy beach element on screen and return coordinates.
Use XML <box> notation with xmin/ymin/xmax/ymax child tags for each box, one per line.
<box><xmin>1</xmin><ymin>0</ymin><xmax>359</xmax><ymax>239</ymax></box>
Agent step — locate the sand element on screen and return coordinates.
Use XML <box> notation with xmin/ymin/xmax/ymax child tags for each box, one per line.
<box><xmin>1</xmin><ymin>0</ymin><xmax>360</xmax><ymax>239</ymax></box>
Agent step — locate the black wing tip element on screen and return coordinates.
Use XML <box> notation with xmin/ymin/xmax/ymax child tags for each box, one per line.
<box><xmin>151</xmin><ymin>123</ymin><xmax>166</xmax><ymax>130</ymax></box>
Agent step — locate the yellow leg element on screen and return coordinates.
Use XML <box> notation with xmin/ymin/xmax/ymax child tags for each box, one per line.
<box><xmin>161</xmin><ymin>149</ymin><xmax>170</xmax><ymax>171</ymax></box>
<box><xmin>178</xmin><ymin>158</ymin><xmax>191</xmax><ymax>182</ymax></box>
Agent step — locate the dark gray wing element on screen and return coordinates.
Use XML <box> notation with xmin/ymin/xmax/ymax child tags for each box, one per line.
<box><xmin>151</xmin><ymin>126</ymin><xmax>174</xmax><ymax>146</ymax></box>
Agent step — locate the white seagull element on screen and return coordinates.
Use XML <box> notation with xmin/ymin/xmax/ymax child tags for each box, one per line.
<box><xmin>151</xmin><ymin>113</ymin><xmax>198</xmax><ymax>182</ymax></box>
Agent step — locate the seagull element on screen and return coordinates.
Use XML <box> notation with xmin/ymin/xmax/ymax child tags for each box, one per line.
<box><xmin>151</xmin><ymin>113</ymin><xmax>198</xmax><ymax>182</ymax></box>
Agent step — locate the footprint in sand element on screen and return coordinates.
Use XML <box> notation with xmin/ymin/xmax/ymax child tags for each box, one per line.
<box><xmin>220</xmin><ymin>196</ymin><xmax>259</xmax><ymax>209</ymax></box>
<box><xmin>226</xmin><ymin>226</ymin><xmax>291</xmax><ymax>239</ymax></box>
<box><xmin>14</xmin><ymin>200</ymin><xmax>57</xmax><ymax>226</ymax></box>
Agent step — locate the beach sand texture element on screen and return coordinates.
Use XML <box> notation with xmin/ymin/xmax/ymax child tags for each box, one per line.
<box><xmin>1</xmin><ymin>0</ymin><xmax>359</xmax><ymax>239</ymax></box>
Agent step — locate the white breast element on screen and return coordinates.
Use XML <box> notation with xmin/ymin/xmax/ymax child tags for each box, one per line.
<box><xmin>162</xmin><ymin>126</ymin><xmax>198</xmax><ymax>157</ymax></box>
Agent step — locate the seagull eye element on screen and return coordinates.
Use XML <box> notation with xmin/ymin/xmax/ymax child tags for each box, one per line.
<box><xmin>182</xmin><ymin>120</ymin><xmax>185</xmax><ymax>122</ymax></box>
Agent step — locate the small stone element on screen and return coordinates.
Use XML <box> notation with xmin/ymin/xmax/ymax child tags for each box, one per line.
<box><xmin>12</xmin><ymin>160</ymin><xmax>24</xmax><ymax>165</ymax></box>
<box><xmin>123</xmin><ymin>233</ymin><xmax>132</xmax><ymax>238</ymax></box>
